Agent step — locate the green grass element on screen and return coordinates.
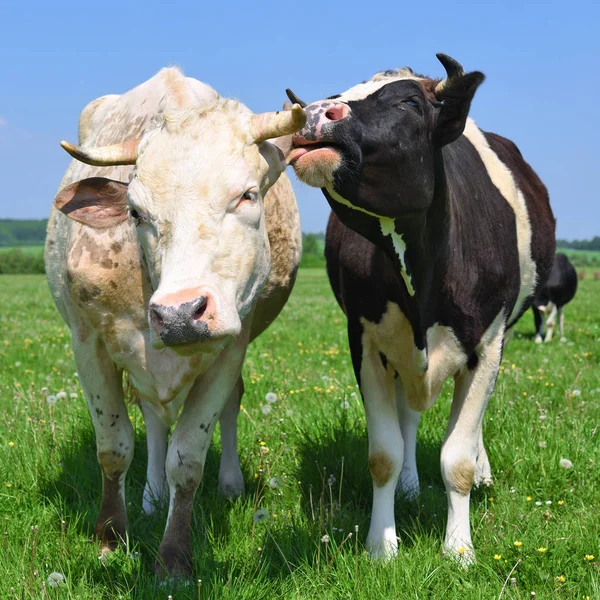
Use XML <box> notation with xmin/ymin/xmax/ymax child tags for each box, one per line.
<box><xmin>0</xmin><ymin>270</ymin><xmax>599</xmax><ymax>599</ymax></box>
<box><xmin>0</xmin><ymin>245</ymin><xmax>44</xmax><ymax>255</ymax></box>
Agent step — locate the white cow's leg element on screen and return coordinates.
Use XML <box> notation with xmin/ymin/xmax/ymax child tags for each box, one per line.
<box><xmin>395</xmin><ymin>378</ymin><xmax>421</xmax><ymax>499</ymax></box>
<box><xmin>218</xmin><ymin>377</ymin><xmax>245</xmax><ymax>498</ymax></box>
<box><xmin>441</xmin><ymin>315</ymin><xmax>504</xmax><ymax>564</ymax></box>
<box><xmin>473</xmin><ymin>429</ymin><xmax>493</xmax><ymax>487</ymax></box>
<box><xmin>544</xmin><ymin>303</ymin><xmax>557</xmax><ymax>342</ymax></box>
<box><xmin>141</xmin><ymin>401</ymin><xmax>169</xmax><ymax>515</ymax></box>
<box><xmin>558</xmin><ymin>306</ymin><xmax>565</xmax><ymax>335</ymax></box>
<box><xmin>73</xmin><ymin>334</ymin><xmax>134</xmax><ymax>554</ymax></box>
<box><xmin>155</xmin><ymin>334</ymin><xmax>248</xmax><ymax>578</ymax></box>
<box><xmin>349</xmin><ymin>323</ymin><xmax>402</xmax><ymax>559</ymax></box>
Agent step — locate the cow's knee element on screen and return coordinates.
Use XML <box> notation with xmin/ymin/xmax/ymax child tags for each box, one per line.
<box><xmin>441</xmin><ymin>451</ymin><xmax>475</xmax><ymax>496</ymax></box>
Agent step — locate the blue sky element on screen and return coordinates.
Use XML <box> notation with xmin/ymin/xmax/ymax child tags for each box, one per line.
<box><xmin>1</xmin><ymin>0</ymin><xmax>598</xmax><ymax>239</ymax></box>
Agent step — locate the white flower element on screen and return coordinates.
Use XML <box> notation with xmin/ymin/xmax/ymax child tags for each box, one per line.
<box><xmin>327</xmin><ymin>474</ymin><xmax>336</xmax><ymax>486</ymax></box>
<box><xmin>321</xmin><ymin>361</ymin><xmax>327</xmax><ymax>365</ymax></box>
<box><xmin>47</xmin><ymin>572</ymin><xmax>65</xmax><ymax>587</ymax></box>
<box><xmin>546</xmin><ymin>500</ymin><xmax>552</xmax><ymax>505</ymax></box>
<box><xmin>265</xmin><ymin>392</ymin><xmax>278</xmax><ymax>403</ymax></box>
<box><xmin>340</xmin><ymin>401</ymin><xmax>350</xmax><ymax>410</ymax></box>
<box><xmin>46</xmin><ymin>395</ymin><xmax>57</xmax><ymax>406</ymax></box>
<box><xmin>70</xmin><ymin>392</ymin><xmax>78</xmax><ymax>399</ymax></box>
<box><xmin>286</xmin><ymin>409</ymin><xmax>294</xmax><ymax>416</ymax></box>
<box><xmin>559</xmin><ymin>458</ymin><xmax>573</xmax><ymax>469</ymax></box>
<box><xmin>253</xmin><ymin>508</ymin><xmax>269</xmax><ymax>524</ymax></box>
<box><xmin>538</xmin><ymin>441</ymin><xmax>547</xmax><ymax>448</ymax></box>
<box><xmin>56</xmin><ymin>391</ymin><xmax>67</xmax><ymax>400</ymax></box>
<box><xmin>560</xmin><ymin>337</ymin><xmax>567</xmax><ymax>343</ymax></box>
<box><xmin>260</xmin><ymin>405</ymin><xmax>272</xmax><ymax>416</ymax></box>
<box><xmin>321</xmin><ymin>534</ymin><xmax>330</xmax><ymax>543</ymax></box>
<box><xmin>535</xmin><ymin>501</ymin><xmax>542</xmax><ymax>506</ymax></box>
<box><xmin>321</xmin><ymin>375</ymin><xmax>330</xmax><ymax>382</ymax></box>
<box><xmin>14</xmin><ymin>362</ymin><xmax>21</xmax><ymax>367</ymax></box>
<box><xmin>571</xmin><ymin>389</ymin><xmax>581</xmax><ymax>397</ymax></box>
<box><xmin>350</xmin><ymin>392</ymin><xmax>357</xmax><ymax>399</ymax></box>
<box><xmin>41</xmin><ymin>387</ymin><xmax>48</xmax><ymax>393</ymax></box>
<box><xmin>268</xmin><ymin>477</ymin><xmax>280</xmax><ymax>490</ymax></box>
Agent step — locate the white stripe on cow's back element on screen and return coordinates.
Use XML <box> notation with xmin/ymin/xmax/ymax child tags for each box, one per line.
<box><xmin>326</xmin><ymin>186</ymin><xmax>415</xmax><ymax>295</ymax></box>
<box><xmin>461</xmin><ymin>119</ymin><xmax>537</xmax><ymax>324</ymax></box>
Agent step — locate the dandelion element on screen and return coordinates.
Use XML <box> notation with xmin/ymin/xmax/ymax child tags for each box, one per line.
<box><xmin>265</xmin><ymin>392</ymin><xmax>278</xmax><ymax>403</ymax></box>
<box><xmin>488</xmin><ymin>497</ymin><xmax>494</xmax><ymax>502</ymax></box>
<box><xmin>559</xmin><ymin>458</ymin><xmax>573</xmax><ymax>469</ymax></box>
<box><xmin>526</xmin><ymin>496</ymin><xmax>533</xmax><ymax>501</ymax></box>
<box><xmin>46</xmin><ymin>572</ymin><xmax>65</xmax><ymax>587</ymax></box>
<box><xmin>69</xmin><ymin>392</ymin><xmax>77</xmax><ymax>399</ymax></box>
<box><xmin>253</xmin><ymin>508</ymin><xmax>269</xmax><ymax>524</ymax></box>
<box><xmin>514</xmin><ymin>541</ymin><xmax>523</xmax><ymax>547</ymax></box>
<box><xmin>558</xmin><ymin>500</ymin><xmax>564</xmax><ymax>505</ymax></box>
<box><xmin>268</xmin><ymin>477</ymin><xmax>280</xmax><ymax>490</ymax></box>
<box><xmin>538</xmin><ymin>441</ymin><xmax>547</xmax><ymax>448</ymax></box>
<box><xmin>14</xmin><ymin>361</ymin><xmax>21</xmax><ymax>367</ymax></box>
<box><xmin>494</xmin><ymin>554</ymin><xmax>502</xmax><ymax>560</ymax></box>
<box><xmin>571</xmin><ymin>389</ymin><xmax>581</xmax><ymax>397</ymax></box>
<box><xmin>321</xmin><ymin>535</ymin><xmax>330</xmax><ymax>543</ymax></box>
<box><xmin>560</xmin><ymin>337</ymin><xmax>567</xmax><ymax>343</ymax></box>
<box><xmin>46</xmin><ymin>395</ymin><xmax>57</xmax><ymax>406</ymax></box>
<box><xmin>340</xmin><ymin>401</ymin><xmax>350</xmax><ymax>410</ymax></box>
<box><xmin>8</xmin><ymin>442</ymin><xmax>14</xmax><ymax>447</ymax></box>
<box><xmin>457</xmin><ymin>547</ymin><xmax>466</xmax><ymax>554</ymax></box>
<box><xmin>555</xmin><ymin>575</ymin><xmax>566</xmax><ymax>583</ymax></box>
<box><xmin>584</xmin><ymin>554</ymin><xmax>595</xmax><ymax>561</ymax></box>
<box><xmin>327</xmin><ymin>474</ymin><xmax>336</xmax><ymax>486</ymax></box>
<box><xmin>56</xmin><ymin>391</ymin><xmax>67</xmax><ymax>400</ymax></box>
<box><xmin>260</xmin><ymin>446</ymin><xmax>269</xmax><ymax>455</ymax></box>
<box><xmin>260</xmin><ymin>405</ymin><xmax>272</xmax><ymax>416</ymax></box>
<box><xmin>6</xmin><ymin>483</ymin><xmax>12</xmax><ymax>488</ymax></box>
<box><xmin>538</xmin><ymin>547</ymin><xmax>547</xmax><ymax>553</ymax></box>
<box><xmin>321</xmin><ymin>375</ymin><xmax>330</xmax><ymax>382</ymax></box>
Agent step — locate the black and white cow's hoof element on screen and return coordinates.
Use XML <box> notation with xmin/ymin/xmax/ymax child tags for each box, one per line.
<box><xmin>217</xmin><ymin>471</ymin><xmax>245</xmax><ymax>499</ymax></box>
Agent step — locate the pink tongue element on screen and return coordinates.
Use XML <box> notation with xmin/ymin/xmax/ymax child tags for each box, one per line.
<box><xmin>287</xmin><ymin>147</ymin><xmax>308</xmax><ymax>164</ymax></box>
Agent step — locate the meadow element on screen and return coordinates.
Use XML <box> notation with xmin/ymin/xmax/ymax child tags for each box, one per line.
<box><xmin>0</xmin><ymin>270</ymin><xmax>598</xmax><ymax>599</ymax></box>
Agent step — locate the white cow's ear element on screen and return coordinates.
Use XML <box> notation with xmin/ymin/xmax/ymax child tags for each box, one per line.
<box><xmin>258</xmin><ymin>141</ymin><xmax>287</xmax><ymax>191</ymax></box>
<box><xmin>54</xmin><ymin>177</ymin><xmax>129</xmax><ymax>228</ymax></box>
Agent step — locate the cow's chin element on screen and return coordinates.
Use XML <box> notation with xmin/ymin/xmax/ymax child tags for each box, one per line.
<box><xmin>153</xmin><ymin>336</ymin><xmax>230</xmax><ymax>357</ymax></box>
<box><xmin>290</xmin><ymin>146</ymin><xmax>342</xmax><ymax>188</ymax></box>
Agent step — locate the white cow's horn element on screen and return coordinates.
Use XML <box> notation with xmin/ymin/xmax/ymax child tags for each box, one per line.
<box><xmin>434</xmin><ymin>53</ymin><xmax>465</xmax><ymax>99</ymax></box>
<box><xmin>251</xmin><ymin>104</ymin><xmax>306</xmax><ymax>143</ymax></box>
<box><xmin>60</xmin><ymin>138</ymin><xmax>140</xmax><ymax>166</ymax></box>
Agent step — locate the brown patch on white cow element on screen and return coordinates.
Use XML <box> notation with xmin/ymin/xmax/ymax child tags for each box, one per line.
<box><xmin>369</xmin><ymin>451</ymin><xmax>394</xmax><ymax>488</ymax></box>
<box><xmin>448</xmin><ymin>457</ymin><xmax>475</xmax><ymax>496</ymax></box>
<box><xmin>95</xmin><ymin>468</ymin><xmax>127</xmax><ymax>552</ymax></box>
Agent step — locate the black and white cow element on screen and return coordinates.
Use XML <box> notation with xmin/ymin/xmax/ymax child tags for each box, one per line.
<box><xmin>287</xmin><ymin>54</ymin><xmax>555</xmax><ymax>562</ymax></box>
<box><xmin>532</xmin><ymin>253</ymin><xmax>577</xmax><ymax>342</ymax></box>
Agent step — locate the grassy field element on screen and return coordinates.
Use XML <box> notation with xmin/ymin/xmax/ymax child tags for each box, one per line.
<box><xmin>0</xmin><ymin>245</ymin><xmax>44</xmax><ymax>255</ymax></box>
<box><xmin>0</xmin><ymin>270</ymin><xmax>598</xmax><ymax>599</ymax></box>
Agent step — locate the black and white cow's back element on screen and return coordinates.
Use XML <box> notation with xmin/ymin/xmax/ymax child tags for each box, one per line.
<box><xmin>290</xmin><ymin>55</ymin><xmax>555</xmax><ymax>561</ymax></box>
<box><xmin>532</xmin><ymin>253</ymin><xmax>578</xmax><ymax>342</ymax></box>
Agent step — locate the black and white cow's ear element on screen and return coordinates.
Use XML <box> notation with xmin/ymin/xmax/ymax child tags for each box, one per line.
<box><xmin>54</xmin><ymin>177</ymin><xmax>129</xmax><ymax>228</ymax></box>
<box><xmin>433</xmin><ymin>71</ymin><xmax>485</xmax><ymax>147</ymax></box>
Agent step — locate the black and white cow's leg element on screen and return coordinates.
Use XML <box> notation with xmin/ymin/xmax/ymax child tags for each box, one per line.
<box><xmin>218</xmin><ymin>376</ymin><xmax>245</xmax><ymax>498</ymax></box>
<box><xmin>441</xmin><ymin>314</ymin><xmax>504</xmax><ymax>564</ymax></box>
<box><xmin>349</xmin><ymin>320</ymin><xmax>403</xmax><ymax>559</ymax></box>
<box><xmin>533</xmin><ymin>306</ymin><xmax>544</xmax><ymax>344</ymax></box>
<box><xmin>73</xmin><ymin>334</ymin><xmax>135</xmax><ymax>555</ymax></box>
<box><xmin>558</xmin><ymin>305</ymin><xmax>565</xmax><ymax>335</ymax></box>
<box><xmin>155</xmin><ymin>333</ymin><xmax>249</xmax><ymax>577</ymax></box>
<box><xmin>473</xmin><ymin>429</ymin><xmax>493</xmax><ymax>487</ymax></box>
<box><xmin>141</xmin><ymin>401</ymin><xmax>169</xmax><ymax>515</ymax></box>
<box><xmin>544</xmin><ymin>303</ymin><xmax>558</xmax><ymax>342</ymax></box>
<box><xmin>395</xmin><ymin>378</ymin><xmax>421</xmax><ymax>499</ymax></box>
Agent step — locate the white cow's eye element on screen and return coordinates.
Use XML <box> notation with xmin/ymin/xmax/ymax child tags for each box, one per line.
<box><xmin>241</xmin><ymin>190</ymin><xmax>258</xmax><ymax>203</ymax></box>
<box><xmin>129</xmin><ymin>208</ymin><xmax>145</xmax><ymax>224</ymax></box>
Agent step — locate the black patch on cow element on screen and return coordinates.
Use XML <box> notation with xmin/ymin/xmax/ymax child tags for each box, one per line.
<box><xmin>379</xmin><ymin>352</ymin><xmax>388</xmax><ymax>370</ymax></box>
<box><xmin>467</xmin><ymin>352</ymin><xmax>479</xmax><ymax>370</ymax></box>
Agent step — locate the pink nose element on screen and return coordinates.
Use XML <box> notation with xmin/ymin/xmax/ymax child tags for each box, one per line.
<box><xmin>323</xmin><ymin>103</ymin><xmax>350</xmax><ymax>121</ymax></box>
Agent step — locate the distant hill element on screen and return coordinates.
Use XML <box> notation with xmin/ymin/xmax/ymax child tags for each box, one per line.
<box><xmin>0</xmin><ymin>219</ymin><xmax>48</xmax><ymax>247</ymax></box>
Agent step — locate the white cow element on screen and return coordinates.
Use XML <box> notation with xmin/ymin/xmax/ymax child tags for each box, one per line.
<box><xmin>45</xmin><ymin>67</ymin><xmax>305</xmax><ymax>576</ymax></box>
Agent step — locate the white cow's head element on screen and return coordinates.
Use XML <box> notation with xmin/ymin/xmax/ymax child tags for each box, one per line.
<box><xmin>55</xmin><ymin>99</ymin><xmax>305</xmax><ymax>355</ymax></box>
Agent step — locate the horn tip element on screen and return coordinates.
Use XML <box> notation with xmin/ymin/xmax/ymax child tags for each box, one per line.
<box><xmin>60</xmin><ymin>140</ymin><xmax>78</xmax><ymax>155</ymax></box>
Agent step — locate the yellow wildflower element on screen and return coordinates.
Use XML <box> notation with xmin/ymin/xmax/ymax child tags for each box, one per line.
<box><xmin>8</xmin><ymin>442</ymin><xmax>14</xmax><ymax>447</ymax></box>
<box><xmin>538</xmin><ymin>547</ymin><xmax>547</xmax><ymax>553</ymax></box>
<box><xmin>558</xmin><ymin>500</ymin><xmax>564</xmax><ymax>505</ymax></box>
<box><xmin>556</xmin><ymin>575</ymin><xmax>566</xmax><ymax>583</ymax></box>
<box><xmin>494</xmin><ymin>554</ymin><xmax>502</xmax><ymax>560</ymax></box>
<box><xmin>6</xmin><ymin>483</ymin><xmax>12</xmax><ymax>488</ymax></box>
<box><xmin>457</xmin><ymin>547</ymin><xmax>466</xmax><ymax>554</ymax></box>
<box><xmin>526</xmin><ymin>496</ymin><xmax>532</xmax><ymax>501</ymax></box>
<box><xmin>514</xmin><ymin>541</ymin><xmax>523</xmax><ymax>547</ymax></box>
<box><xmin>584</xmin><ymin>554</ymin><xmax>595</xmax><ymax>561</ymax></box>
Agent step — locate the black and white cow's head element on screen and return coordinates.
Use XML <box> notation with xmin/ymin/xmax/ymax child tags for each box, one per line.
<box><xmin>289</xmin><ymin>54</ymin><xmax>484</xmax><ymax>290</ymax></box>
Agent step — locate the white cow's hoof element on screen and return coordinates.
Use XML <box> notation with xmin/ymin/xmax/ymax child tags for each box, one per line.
<box><xmin>218</xmin><ymin>470</ymin><xmax>245</xmax><ymax>499</ymax></box>
<box><xmin>474</xmin><ymin>460</ymin><xmax>493</xmax><ymax>488</ymax></box>
<box><xmin>367</xmin><ymin>529</ymin><xmax>399</xmax><ymax>560</ymax></box>
<box><xmin>142</xmin><ymin>482</ymin><xmax>167</xmax><ymax>516</ymax></box>
<box><xmin>534</xmin><ymin>335</ymin><xmax>543</xmax><ymax>344</ymax></box>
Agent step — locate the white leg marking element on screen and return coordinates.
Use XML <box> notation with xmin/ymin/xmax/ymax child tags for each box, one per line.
<box><xmin>360</xmin><ymin>336</ymin><xmax>403</xmax><ymax>559</ymax></box>
<box><xmin>441</xmin><ymin>313</ymin><xmax>504</xmax><ymax>565</ymax></box>
<box><xmin>544</xmin><ymin>304</ymin><xmax>557</xmax><ymax>342</ymax></box>
<box><xmin>141</xmin><ymin>401</ymin><xmax>169</xmax><ymax>515</ymax></box>
<box><xmin>395</xmin><ymin>378</ymin><xmax>421</xmax><ymax>499</ymax></box>
<box><xmin>218</xmin><ymin>377</ymin><xmax>245</xmax><ymax>498</ymax></box>
<box><xmin>558</xmin><ymin>306</ymin><xmax>565</xmax><ymax>335</ymax></box>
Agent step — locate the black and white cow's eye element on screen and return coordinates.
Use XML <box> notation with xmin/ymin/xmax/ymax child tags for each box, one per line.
<box><xmin>129</xmin><ymin>208</ymin><xmax>144</xmax><ymax>224</ymax></box>
<box><xmin>404</xmin><ymin>98</ymin><xmax>421</xmax><ymax>111</ymax></box>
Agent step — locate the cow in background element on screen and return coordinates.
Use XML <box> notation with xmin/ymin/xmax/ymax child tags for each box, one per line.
<box><xmin>46</xmin><ymin>68</ymin><xmax>305</xmax><ymax>576</ymax></box>
<box><xmin>533</xmin><ymin>253</ymin><xmax>577</xmax><ymax>342</ymax></box>
<box><xmin>288</xmin><ymin>54</ymin><xmax>555</xmax><ymax>562</ymax></box>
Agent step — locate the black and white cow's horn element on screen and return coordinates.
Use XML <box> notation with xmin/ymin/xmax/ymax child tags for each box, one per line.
<box><xmin>434</xmin><ymin>53</ymin><xmax>466</xmax><ymax>99</ymax></box>
<box><xmin>285</xmin><ymin>89</ymin><xmax>307</xmax><ymax>108</ymax></box>
<box><xmin>60</xmin><ymin>139</ymin><xmax>140</xmax><ymax>166</ymax></box>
